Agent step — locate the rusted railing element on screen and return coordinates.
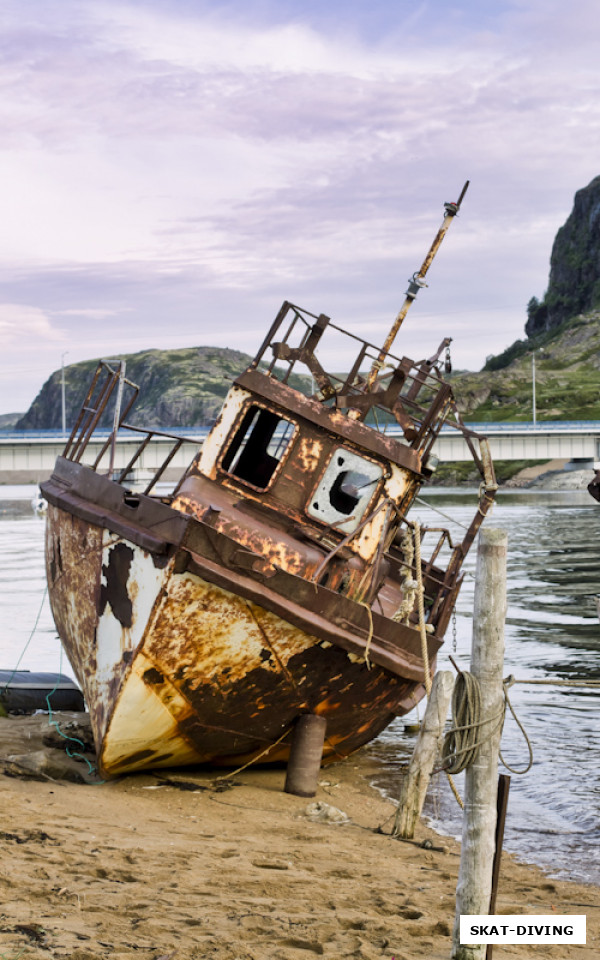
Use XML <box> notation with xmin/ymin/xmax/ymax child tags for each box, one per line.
<box><xmin>63</xmin><ymin>360</ymin><xmax>139</xmax><ymax>464</ymax></box>
<box><xmin>250</xmin><ymin>301</ymin><xmax>459</xmax><ymax>454</ymax></box>
<box><xmin>308</xmin><ymin>481</ymin><xmax>495</xmax><ymax>638</ymax></box>
<box><xmin>62</xmin><ymin>360</ymin><xmax>198</xmax><ymax>497</ymax></box>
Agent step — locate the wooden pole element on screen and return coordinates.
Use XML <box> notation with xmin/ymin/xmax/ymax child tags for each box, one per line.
<box><xmin>451</xmin><ymin>528</ymin><xmax>507</xmax><ymax>960</ymax></box>
<box><xmin>393</xmin><ymin>669</ymin><xmax>454</xmax><ymax>839</ymax></box>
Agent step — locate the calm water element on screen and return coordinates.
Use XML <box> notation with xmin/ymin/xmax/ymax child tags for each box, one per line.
<box><xmin>368</xmin><ymin>487</ymin><xmax>600</xmax><ymax>885</ymax></box>
<box><xmin>0</xmin><ymin>487</ymin><xmax>61</xmax><ymax>676</ymax></box>
<box><xmin>1</xmin><ymin>484</ymin><xmax>599</xmax><ymax>883</ymax></box>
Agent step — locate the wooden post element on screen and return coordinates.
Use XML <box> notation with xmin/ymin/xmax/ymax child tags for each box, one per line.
<box><xmin>451</xmin><ymin>528</ymin><xmax>507</xmax><ymax>960</ymax></box>
<box><xmin>393</xmin><ymin>669</ymin><xmax>454</xmax><ymax>838</ymax></box>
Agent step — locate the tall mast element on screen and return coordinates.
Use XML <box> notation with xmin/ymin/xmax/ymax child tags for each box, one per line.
<box><xmin>366</xmin><ymin>181</ymin><xmax>469</xmax><ymax>390</ymax></box>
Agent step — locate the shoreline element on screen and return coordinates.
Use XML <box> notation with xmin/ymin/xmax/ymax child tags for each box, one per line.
<box><xmin>1</xmin><ymin>468</ymin><xmax>595</xmax><ymax>493</ymax></box>
<box><xmin>1</xmin><ymin>714</ymin><xmax>598</xmax><ymax>959</ymax></box>
<box><xmin>429</xmin><ymin>465</ymin><xmax>594</xmax><ymax>492</ymax></box>
<box><xmin>0</xmin><ymin>452</ymin><xmax>597</xmax><ymax>493</ymax></box>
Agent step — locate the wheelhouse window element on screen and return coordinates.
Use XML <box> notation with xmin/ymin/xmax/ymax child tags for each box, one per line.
<box><xmin>307</xmin><ymin>448</ymin><xmax>383</xmax><ymax>534</ymax></box>
<box><xmin>221</xmin><ymin>405</ymin><xmax>296</xmax><ymax>489</ymax></box>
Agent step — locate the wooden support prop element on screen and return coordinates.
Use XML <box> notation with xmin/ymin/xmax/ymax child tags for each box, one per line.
<box><xmin>392</xmin><ymin>670</ymin><xmax>455</xmax><ymax>839</ymax></box>
<box><xmin>451</xmin><ymin>528</ymin><xmax>508</xmax><ymax>960</ymax></box>
<box><xmin>486</xmin><ymin>774</ymin><xmax>511</xmax><ymax>960</ymax></box>
<box><xmin>284</xmin><ymin>714</ymin><xmax>327</xmax><ymax>798</ymax></box>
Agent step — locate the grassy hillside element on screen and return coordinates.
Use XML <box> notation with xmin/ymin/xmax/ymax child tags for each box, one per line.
<box><xmin>0</xmin><ymin>412</ymin><xmax>23</xmax><ymax>430</ymax></box>
<box><xmin>17</xmin><ymin>347</ymin><xmax>310</xmax><ymax>431</ymax></box>
<box><xmin>452</xmin><ymin>310</ymin><xmax>600</xmax><ymax>421</ymax></box>
<box><xmin>16</xmin><ymin>304</ymin><xmax>600</xmax><ymax>432</ymax></box>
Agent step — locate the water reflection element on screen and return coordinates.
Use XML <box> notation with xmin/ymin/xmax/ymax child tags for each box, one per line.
<box><xmin>0</xmin><ymin>490</ymin><xmax>60</xmax><ymax>676</ymax></box>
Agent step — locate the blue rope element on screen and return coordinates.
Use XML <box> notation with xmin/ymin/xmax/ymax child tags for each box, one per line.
<box><xmin>45</xmin><ymin>646</ymin><xmax>104</xmax><ymax>783</ymax></box>
<box><xmin>3</xmin><ymin>581</ymin><xmax>104</xmax><ymax>784</ymax></box>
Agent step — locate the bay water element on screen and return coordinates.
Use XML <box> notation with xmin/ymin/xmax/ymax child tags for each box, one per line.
<box><xmin>370</xmin><ymin>487</ymin><xmax>600</xmax><ymax>885</ymax></box>
<box><xmin>1</xmin><ymin>484</ymin><xmax>599</xmax><ymax>884</ymax></box>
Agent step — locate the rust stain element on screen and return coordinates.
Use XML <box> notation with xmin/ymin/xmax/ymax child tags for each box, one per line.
<box><xmin>94</xmin><ymin>563</ymin><xmax>412</xmax><ymax>773</ymax></box>
<box><xmin>296</xmin><ymin>435</ymin><xmax>323</xmax><ymax>474</ymax></box>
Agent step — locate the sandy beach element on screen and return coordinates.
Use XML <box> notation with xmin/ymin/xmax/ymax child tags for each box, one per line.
<box><xmin>0</xmin><ymin>714</ymin><xmax>597</xmax><ymax>960</ymax></box>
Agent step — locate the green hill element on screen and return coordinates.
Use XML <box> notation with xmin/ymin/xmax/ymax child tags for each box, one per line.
<box><xmin>452</xmin><ymin>310</ymin><xmax>600</xmax><ymax>422</ymax></box>
<box><xmin>17</xmin><ymin>346</ymin><xmax>311</xmax><ymax>431</ymax></box>
<box><xmin>18</xmin><ymin>311</ymin><xmax>600</xmax><ymax>432</ymax></box>
<box><xmin>17</xmin><ymin>346</ymin><xmax>262</xmax><ymax>432</ymax></box>
<box><xmin>0</xmin><ymin>412</ymin><xmax>23</xmax><ymax>430</ymax></box>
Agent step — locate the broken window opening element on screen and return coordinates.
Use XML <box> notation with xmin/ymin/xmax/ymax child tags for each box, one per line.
<box><xmin>308</xmin><ymin>448</ymin><xmax>383</xmax><ymax>534</ymax></box>
<box><xmin>221</xmin><ymin>405</ymin><xmax>296</xmax><ymax>489</ymax></box>
<box><xmin>328</xmin><ymin>469</ymin><xmax>376</xmax><ymax>515</ymax></box>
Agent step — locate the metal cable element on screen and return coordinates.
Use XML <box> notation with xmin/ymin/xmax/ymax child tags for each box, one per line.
<box><xmin>1</xmin><ymin>585</ymin><xmax>48</xmax><ymax>695</ymax></box>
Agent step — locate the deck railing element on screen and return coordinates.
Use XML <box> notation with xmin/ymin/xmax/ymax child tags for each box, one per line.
<box><xmin>61</xmin><ymin>360</ymin><xmax>199</xmax><ymax>497</ymax></box>
<box><xmin>250</xmin><ymin>301</ymin><xmax>456</xmax><ymax>456</ymax></box>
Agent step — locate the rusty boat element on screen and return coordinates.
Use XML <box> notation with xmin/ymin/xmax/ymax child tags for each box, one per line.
<box><xmin>41</xmin><ymin>186</ymin><xmax>497</xmax><ymax>778</ymax></box>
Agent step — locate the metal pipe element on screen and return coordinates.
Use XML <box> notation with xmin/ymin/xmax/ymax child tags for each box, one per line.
<box><xmin>143</xmin><ymin>438</ymin><xmax>184</xmax><ymax>495</ymax></box>
<box><xmin>284</xmin><ymin>714</ymin><xmax>327</xmax><ymax>797</ymax></box>
<box><xmin>61</xmin><ymin>351</ymin><xmax>68</xmax><ymax>437</ymax></box>
<box><xmin>108</xmin><ymin>361</ymin><xmax>126</xmax><ymax>479</ymax></box>
<box><xmin>532</xmin><ymin>352</ymin><xmax>537</xmax><ymax>428</ymax></box>
<box><xmin>71</xmin><ymin>370</ymin><xmax>117</xmax><ymax>463</ymax></box>
<box><xmin>62</xmin><ymin>362</ymin><xmax>105</xmax><ymax>459</ymax></box>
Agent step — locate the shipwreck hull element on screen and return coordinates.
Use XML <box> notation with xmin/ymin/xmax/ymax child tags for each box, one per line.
<box><xmin>41</xmin><ymin>285</ymin><xmax>497</xmax><ymax>779</ymax></box>
<box><xmin>44</xmin><ymin>461</ymin><xmax>439</xmax><ymax>777</ymax></box>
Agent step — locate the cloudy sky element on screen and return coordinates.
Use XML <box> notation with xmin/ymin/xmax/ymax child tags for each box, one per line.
<box><xmin>1</xmin><ymin>0</ymin><xmax>599</xmax><ymax>416</ymax></box>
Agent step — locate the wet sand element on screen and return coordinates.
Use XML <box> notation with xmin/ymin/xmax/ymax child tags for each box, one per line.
<box><xmin>0</xmin><ymin>714</ymin><xmax>598</xmax><ymax>959</ymax></box>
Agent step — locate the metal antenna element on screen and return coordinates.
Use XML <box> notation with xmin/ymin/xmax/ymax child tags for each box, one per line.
<box><xmin>366</xmin><ymin>181</ymin><xmax>469</xmax><ymax>390</ymax></box>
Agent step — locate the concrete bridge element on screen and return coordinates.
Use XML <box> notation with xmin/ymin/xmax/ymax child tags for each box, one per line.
<box><xmin>433</xmin><ymin>420</ymin><xmax>600</xmax><ymax>467</ymax></box>
<box><xmin>1</xmin><ymin>421</ymin><xmax>599</xmax><ymax>483</ymax></box>
<box><xmin>0</xmin><ymin>428</ymin><xmax>208</xmax><ymax>484</ymax></box>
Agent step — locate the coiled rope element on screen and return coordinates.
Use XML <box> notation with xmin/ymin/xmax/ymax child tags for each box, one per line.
<box><xmin>45</xmin><ymin>645</ymin><xmax>104</xmax><ymax>783</ymax></box>
<box><xmin>440</xmin><ymin>672</ymin><xmax>533</xmax><ymax>778</ymax></box>
<box><xmin>3</xmin><ymin>584</ymin><xmax>103</xmax><ymax>783</ymax></box>
<box><xmin>441</xmin><ymin>670</ymin><xmax>484</xmax><ymax>774</ymax></box>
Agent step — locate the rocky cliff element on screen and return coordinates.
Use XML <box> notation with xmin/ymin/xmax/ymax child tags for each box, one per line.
<box><xmin>456</xmin><ymin>173</ymin><xmax>600</xmax><ymax>420</ymax></box>
<box><xmin>526</xmin><ymin>175</ymin><xmax>600</xmax><ymax>337</ymax></box>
